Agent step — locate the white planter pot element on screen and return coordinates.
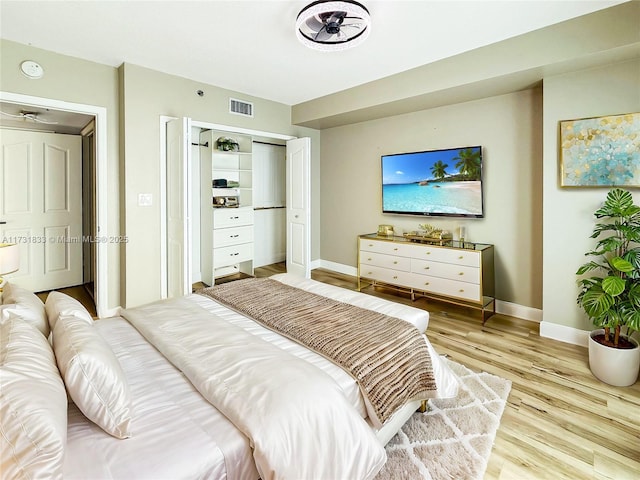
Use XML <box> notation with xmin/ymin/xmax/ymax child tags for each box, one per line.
<box><xmin>588</xmin><ymin>329</ymin><xmax>640</xmax><ymax>387</ymax></box>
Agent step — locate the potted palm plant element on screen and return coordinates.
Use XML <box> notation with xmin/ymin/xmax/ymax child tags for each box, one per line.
<box><xmin>576</xmin><ymin>188</ymin><xmax>640</xmax><ymax>386</ymax></box>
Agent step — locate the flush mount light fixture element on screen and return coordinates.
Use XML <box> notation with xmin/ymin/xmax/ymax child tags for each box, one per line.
<box><xmin>20</xmin><ymin>60</ymin><xmax>44</xmax><ymax>79</ymax></box>
<box><xmin>296</xmin><ymin>0</ymin><xmax>371</xmax><ymax>52</ymax></box>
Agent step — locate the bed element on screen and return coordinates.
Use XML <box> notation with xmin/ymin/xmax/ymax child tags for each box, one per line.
<box><xmin>0</xmin><ymin>273</ymin><xmax>459</xmax><ymax>480</ymax></box>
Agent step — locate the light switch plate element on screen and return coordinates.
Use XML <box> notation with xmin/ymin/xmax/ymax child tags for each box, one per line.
<box><xmin>138</xmin><ymin>193</ymin><xmax>153</xmax><ymax>206</ymax></box>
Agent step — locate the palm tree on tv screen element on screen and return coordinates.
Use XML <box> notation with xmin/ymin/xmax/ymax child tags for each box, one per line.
<box><xmin>453</xmin><ymin>148</ymin><xmax>481</xmax><ymax>180</ymax></box>
<box><xmin>430</xmin><ymin>161</ymin><xmax>449</xmax><ymax>180</ymax></box>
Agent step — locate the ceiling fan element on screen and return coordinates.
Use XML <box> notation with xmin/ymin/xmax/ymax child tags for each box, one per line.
<box><xmin>296</xmin><ymin>0</ymin><xmax>371</xmax><ymax>51</ymax></box>
<box><xmin>0</xmin><ymin>110</ymin><xmax>59</xmax><ymax>125</ymax></box>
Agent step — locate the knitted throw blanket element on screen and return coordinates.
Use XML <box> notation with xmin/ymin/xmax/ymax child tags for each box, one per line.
<box><xmin>199</xmin><ymin>278</ymin><xmax>437</xmax><ymax>427</ymax></box>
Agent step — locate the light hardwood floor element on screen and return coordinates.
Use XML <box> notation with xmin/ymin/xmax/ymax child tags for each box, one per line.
<box><xmin>255</xmin><ymin>264</ymin><xmax>640</xmax><ymax>480</ymax></box>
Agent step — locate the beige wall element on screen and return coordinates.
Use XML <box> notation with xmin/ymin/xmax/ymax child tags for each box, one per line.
<box><xmin>120</xmin><ymin>63</ymin><xmax>320</xmax><ymax>307</ymax></box>
<box><xmin>320</xmin><ymin>88</ymin><xmax>543</xmax><ymax>309</ymax></box>
<box><xmin>4</xmin><ymin>37</ymin><xmax>636</xmax><ymax>329</ymax></box>
<box><xmin>0</xmin><ymin>41</ymin><xmax>321</xmax><ymax>311</ymax></box>
<box><xmin>0</xmin><ymin>39</ymin><xmax>122</xmax><ymax>312</ymax></box>
<box><xmin>542</xmin><ymin>58</ymin><xmax>640</xmax><ymax>330</ymax></box>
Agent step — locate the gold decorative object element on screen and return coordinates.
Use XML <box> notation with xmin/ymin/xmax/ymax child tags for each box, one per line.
<box><xmin>417</xmin><ymin>223</ymin><xmax>447</xmax><ymax>238</ymax></box>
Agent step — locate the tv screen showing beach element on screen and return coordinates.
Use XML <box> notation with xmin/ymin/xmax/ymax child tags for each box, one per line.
<box><xmin>381</xmin><ymin>146</ymin><xmax>484</xmax><ymax>218</ymax></box>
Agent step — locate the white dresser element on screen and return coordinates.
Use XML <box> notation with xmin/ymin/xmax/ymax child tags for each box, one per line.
<box><xmin>357</xmin><ymin>234</ymin><xmax>495</xmax><ymax>322</ymax></box>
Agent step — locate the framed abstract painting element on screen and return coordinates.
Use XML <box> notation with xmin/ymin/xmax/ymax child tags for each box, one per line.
<box><xmin>559</xmin><ymin>112</ymin><xmax>640</xmax><ymax>187</ymax></box>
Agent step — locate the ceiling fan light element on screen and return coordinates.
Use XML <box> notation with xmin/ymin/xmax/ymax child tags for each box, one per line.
<box><xmin>296</xmin><ymin>0</ymin><xmax>371</xmax><ymax>52</ymax></box>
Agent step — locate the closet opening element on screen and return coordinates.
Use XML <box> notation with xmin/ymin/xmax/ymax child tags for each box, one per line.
<box><xmin>191</xmin><ymin>129</ymin><xmax>286</xmax><ymax>290</ymax></box>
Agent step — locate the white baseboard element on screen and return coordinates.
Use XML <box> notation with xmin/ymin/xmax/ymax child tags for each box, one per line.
<box><xmin>314</xmin><ymin>258</ymin><xmax>554</xmax><ymax>326</ymax></box>
<box><xmin>255</xmin><ymin>255</ymin><xmax>286</xmax><ymax>269</ymax></box>
<box><xmin>310</xmin><ymin>259</ymin><xmax>322</xmax><ymax>271</ymax></box>
<box><xmin>495</xmin><ymin>300</ymin><xmax>542</xmax><ymax>323</ymax></box>
<box><xmin>316</xmin><ymin>259</ymin><xmax>357</xmax><ymax>277</ymax></box>
<box><xmin>540</xmin><ymin>321</ymin><xmax>589</xmax><ymax>347</ymax></box>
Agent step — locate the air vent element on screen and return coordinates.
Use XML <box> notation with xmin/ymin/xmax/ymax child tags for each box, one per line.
<box><xmin>229</xmin><ymin>98</ymin><xmax>253</xmax><ymax>117</ymax></box>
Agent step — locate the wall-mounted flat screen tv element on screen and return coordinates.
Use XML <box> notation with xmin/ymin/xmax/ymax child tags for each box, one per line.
<box><xmin>381</xmin><ymin>146</ymin><xmax>484</xmax><ymax>218</ymax></box>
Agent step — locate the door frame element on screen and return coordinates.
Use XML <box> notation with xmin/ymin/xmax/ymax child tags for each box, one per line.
<box><xmin>0</xmin><ymin>91</ymin><xmax>109</xmax><ymax>317</ymax></box>
<box><xmin>159</xmin><ymin>117</ymin><xmax>295</xmax><ymax>297</ymax></box>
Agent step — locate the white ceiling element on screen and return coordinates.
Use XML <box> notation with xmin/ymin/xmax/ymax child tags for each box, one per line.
<box><xmin>0</xmin><ymin>101</ymin><xmax>94</xmax><ymax>134</ymax></box>
<box><xmin>0</xmin><ymin>0</ymin><xmax>628</xmax><ymax>106</ymax></box>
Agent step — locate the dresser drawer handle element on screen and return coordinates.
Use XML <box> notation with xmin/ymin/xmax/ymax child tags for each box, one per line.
<box><xmin>393</xmin><ymin>275</ymin><xmax>398</xmax><ymax>279</ymax></box>
<box><xmin>459</xmin><ymin>289</ymin><xmax>464</xmax><ymax>292</ymax></box>
<box><xmin>424</xmin><ymin>282</ymin><xmax>430</xmax><ymax>286</ymax></box>
<box><xmin>230</xmin><ymin>234</ymin><xmax>239</xmax><ymax>238</ymax></box>
<box><xmin>229</xmin><ymin>216</ymin><xmax>239</xmax><ymax>220</ymax></box>
<box><xmin>393</xmin><ymin>261</ymin><xmax>398</xmax><ymax>264</ymax></box>
<box><xmin>458</xmin><ymin>255</ymin><xmax>464</xmax><ymax>259</ymax></box>
<box><xmin>367</xmin><ymin>257</ymin><xmax>372</xmax><ymax>261</ymax></box>
<box><xmin>393</xmin><ymin>248</ymin><xmax>398</xmax><ymax>251</ymax></box>
<box><xmin>231</xmin><ymin>253</ymin><xmax>239</xmax><ymax>257</ymax></box>
<box><xmin>424</xmin><ymin>266</ymin><xmax>430</xmax><ymax>270</ymax></box>
<box><xmin>368</xmin><ymin>243</ymin><xmax>374</xmax><ymax>247</ymax></box>
<box><xmin>458</xmin><ymin>272</ymin><xmax>464</xmax><ymax>276</ymax></box>
<box><xmin>367</xmin><ymin>271</ymin><xmax>373</xmax><ymax>275</ymax></box>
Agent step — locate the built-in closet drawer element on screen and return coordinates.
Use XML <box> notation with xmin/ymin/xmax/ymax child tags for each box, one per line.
<box><xmin>214</xmin><ymin>207</ymin><xmax>253</xmax><ymax>228</ymax></box>
<box><xmin>213</xmin><ymin>243</ymin><xmax>254</xmax><ymax>269</ymax></box>
<box><xmin>213</xmin><ymin>225</ymin><xmax>253</xmax><ymax>248</ymax></box>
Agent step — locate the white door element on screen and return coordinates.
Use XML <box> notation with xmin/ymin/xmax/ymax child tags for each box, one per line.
<box><xmin>286</xmin><ymin>137</ymin><xmax>311</xmax><ymax>278</ymax></box>
<box><xmin>0</xmin><ymin>129</ymin><xmax>82</xmax><ymax>291</ymax></box>
<box><xmin>166</xmin><ymin>118</ymin><xmax>192</xmax><ymax>298</ymax></box>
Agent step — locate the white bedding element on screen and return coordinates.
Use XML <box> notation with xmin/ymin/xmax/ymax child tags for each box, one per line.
<box><xmin>188</xmin><ymin>292</ymin><xmax>368</xmax><ymax>417</ymax></box>
<box><xmin>62</xmin><ymin>273</ymin><xmax>455</xmax><ymax>480</ymax></box>
<box><xmin>64</xmin><ymin>317</ymin><xmax>258</xmax><ymax>480</ymax></box>
<box><xmin>123</xmin><ymin>296</ymin><xmax>386</xmax><ymax>480</ymax></box>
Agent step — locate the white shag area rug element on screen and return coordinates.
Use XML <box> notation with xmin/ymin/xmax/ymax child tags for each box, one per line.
<box><xmin>375</xmin><ymin>357</ymin><xmax>512</xmax><ymax>480</ymax></box>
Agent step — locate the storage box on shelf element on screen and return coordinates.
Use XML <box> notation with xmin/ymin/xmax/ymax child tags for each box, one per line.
<box><xmin>357</xmin><ymin>233</ymin><xmax>495</xmax><ymax>323</ymax></box>
<box><xmin>200</xmin><ymin>130</ymin><xmax>254</xmax><ymax>285</ymax></box>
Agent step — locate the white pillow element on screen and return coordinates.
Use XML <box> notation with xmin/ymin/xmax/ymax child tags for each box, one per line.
<box><xmin>1</xmin><ymin>282</ymin><xmax>49</xmax><ymax>337</ymax></box>
<box><xmin>45</xmin><ymin>290</ymin><xmax>93</xmax><ymax>331</ymax></box>
<box><xmin>53</xmin><ymin>313</ymin><xmax>132</xmax><ymax>439</ymax></box>
<box><xmin>0</xmin><ymin>317</ymin><xmax>67</xmax><ymax>480</ymax></box>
